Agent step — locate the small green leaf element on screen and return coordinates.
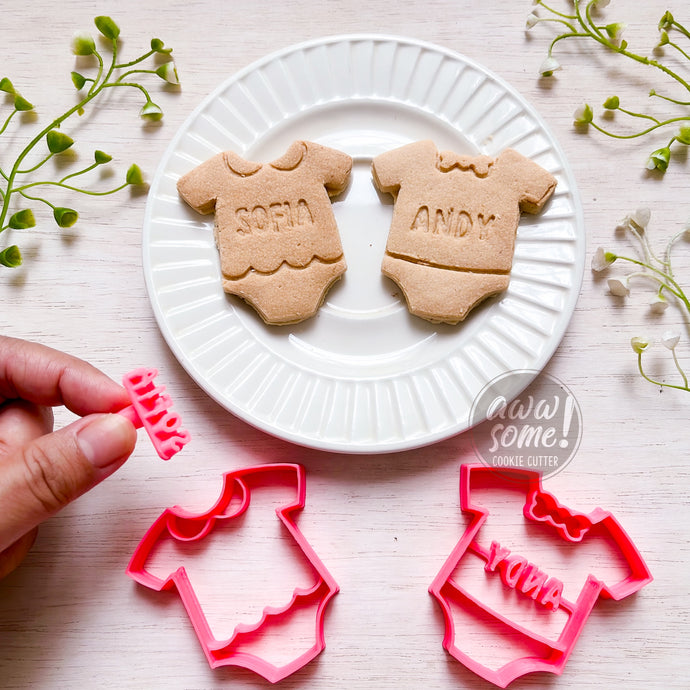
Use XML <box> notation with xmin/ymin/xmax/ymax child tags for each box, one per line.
<box><xmin>139</xmin><ymin>101</ymin><xmax>163</xmax><ymax>121</ymax></box>
<box><xmin>126</xmin><ymin>163</ymin><xmax>145</xmax><ymax>185</ymax></box>
<box><xmin>94</xmin><ymin>16</ymin><xmax>120</xmax><ymax>41</ymax></box>
<box><xmin>94</xmin><ymin>149</ymin><xmax>112</xmax><ymax>164</ymax></box>
<box><xmin>71</xmin><ymin>71</ymin><xmax>87</xmax><ymax>90</ymax></box>
<box><xmin>0</xmin><ymin>245</ymin><xmax>22</xmax><ymax>268</ymax></box>
<box><xmin>53</xmin><ymin>207</ymin><xmax>79</xmax><ymax>228</ymax></box>
<box><xmin>151</xmin><ymin>38</ymin><xmax>172</xmax><ymax>54</ymax></box>
<box><xmin>0</xmin><ymin>77</ymin><xmax>15</xmax><ymax>94</ymax></box>
<box><xmin>72</xmin><ymin>32</ymin><xmax>96</xmax><ymax>56</ymax></box>
<box><xmin>9</xmin><ymin>209</ymin><xmax>36</xmax><ymax>229</ymax></box>
<box><xmin>46</xmin><ymin>129</ymin><xmax>75</xmax><ymax>154</ymax></box>
<box><xmin>13</xmin><ymin>94</ymin><xmax>34</xmax><ymax>111</ymax></box>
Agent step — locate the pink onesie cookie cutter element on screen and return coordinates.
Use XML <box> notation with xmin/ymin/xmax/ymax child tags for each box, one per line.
<box><xmin>126</xmin><ymin>463</ymin><xmax>338</xmax><ymax>683</ymax></box>
<box><xmin>429</xmin><ymin>463</ymin><xmax>652</xmax><ymax>687</ymax></box>
<box><xmin>118</xmin><ymin>368</ymin><xmax>190</xmax><ymax>460</ymax></box>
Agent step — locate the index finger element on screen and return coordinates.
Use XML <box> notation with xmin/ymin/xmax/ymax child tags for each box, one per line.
<box><xmin>0</xmin><ymin>336</ymin><xmax>131</xmax><ymax>416</ymax></box>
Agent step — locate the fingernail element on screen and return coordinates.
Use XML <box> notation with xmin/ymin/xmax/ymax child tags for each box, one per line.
<box><xmin>76</xmin><ymin>414</ymin><xmax>136</xmax><ymax>469</ymax></box>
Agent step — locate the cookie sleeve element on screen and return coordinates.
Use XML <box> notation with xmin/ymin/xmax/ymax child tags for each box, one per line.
<box><xmin>176</xmin><ymin>153</ymin><xmax>228</xmax><ymax>215</ymax></box>
<box><xmin>304</xmin><ymin>142</ymin><xmax>353</xmax><ymax>196</ymax></box>
<box><xmin>372</xmin><ymin>140</ymin><xmax>438</xmax><ymax>195</ymax></box>
<box><xmin>499</xmin><ymin>149</ymin><xmax>557</xmax><ymax>214</ymax></box>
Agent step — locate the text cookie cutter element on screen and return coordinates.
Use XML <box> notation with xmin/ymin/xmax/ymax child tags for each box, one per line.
<box><xmin>126</xmin><ymin>463</ymin><xmax>339</xmax><ymax>683</ymax></box>
<box><xmin>118</xmin><ymin>368</ymin><xmax>190</xmax><ymax>460</ymax></box>
<box><xmin>429</xmin><ymin>463</ymin><xmax>652</xmax><ymax>687</ymax></box>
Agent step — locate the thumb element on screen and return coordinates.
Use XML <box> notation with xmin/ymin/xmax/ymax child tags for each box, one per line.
<box><xmin>0</xmin><ymin>413</ymin><xmax>137</xmax><ymax>552</ymax></box>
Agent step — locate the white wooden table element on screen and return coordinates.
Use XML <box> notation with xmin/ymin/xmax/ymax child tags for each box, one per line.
<box><xmin>0</xmin><ymin>1</ymin><xmax>688</xmax><ymax>688</ymax></box>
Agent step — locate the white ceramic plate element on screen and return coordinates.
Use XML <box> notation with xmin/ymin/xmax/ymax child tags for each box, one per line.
<box><xmin>142</xmin><ymin>35</ymin><xmax>585</xmax><ymax>454</ymax></box>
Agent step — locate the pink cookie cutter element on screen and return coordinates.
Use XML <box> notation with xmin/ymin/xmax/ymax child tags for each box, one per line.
<box><xmin>429</xmin><ymin>463</ymin><xmax>652</xmax><ymax>687</ymax></box>
<box><xmin>126</xmin><ymin>463</ymin><xmax>338</xmax><ymax>683</ymax></box>
<box><xmin>118</xmin><ymin>368</ymin><xmax>190</xmax><ymax>460</ymax></box>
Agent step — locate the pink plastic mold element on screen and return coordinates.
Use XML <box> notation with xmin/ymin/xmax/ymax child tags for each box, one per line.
<box><xmin>429</xmin><ymin>463</ymin><xmax>652</xmax><ymax>687</ymax></box>
<box><xmin>126</xmin><ymin>463</ymin><xmax>338</xmax><ymax>683</ymax></box>
<box><xmin>118</xmin><ymin>368</ymin><xmax>190</xmax><ymax>460</ymax></box>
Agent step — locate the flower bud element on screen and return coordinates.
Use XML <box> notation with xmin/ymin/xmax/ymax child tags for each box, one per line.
<box><xmin>139</xmin><ymin>101</ymin><xmax>164</xmax><ymax>121</ymax></box>
<box><xmin>591</xmin><ymin>247</ymin><xmax>616</xmax><ymax>271</ymax></box>
<box><xmin>53</xmin><ymin>207</ymin><xmax>78</xmax><ymax>228</ymax></box>
<box><xmin>13</xmin><ymin>94</ymin><xmax>34</xmax><ymax>111</ymax></box>
<box><xmin>630</xmin><ymin>336</ymin><xmax>650</xmax><ymax>354</ymax></box>
<box><xmin>46</xmin><ymin>130</ymin><xmax>75</xmax><ymax>154</ymax></box>
<box><xmin>151</xmin><ymin>38</ymin><xmax>172</xmax><ymax>54</ymax></box>
<box><xmin>72</xmin><ymin>32</ymin><xmax>96</xmax><ymax>56</ymax></box>
<box><xmin>605</xmin><ymin>22</ymin><xmax>626</xmax><ymax>46</ymax></box>
<box><xmin>603</xmin><ymin>95</ymin><xmax>620</xmax><ymax>110</ymax></box>
<box><xmin>526</xmin><ymin>13</ymin><xmax>540</xmax><ymax>30</ymax></box>
<box><xmin>0</xmin><ymin>245</ymin><xmax>22</xmax><ymax>267</ymax></box>
<box><xmin>155</xmin><ymin>62</ymin><xmax>179</xmax><ymax>85</ymax></box>
<box><xmin>573</xmin><ymin>103</ymin><xmax>594</xmax><ymax>125</ymax></box>
<box><xmin>661</xmin><ymin>331</ymin><xmax>680</xmax><ymax>350</ymax></box>
<box><xmin>658</xmin><ymin>10</ymin><xmax>674</xmax><ymax>31</ymax></box>
<box><xmin>94</xmin><ymin>150</ymin><xmax>113</xmax><ymax>164</ymax></box>
<box><xmin>649</xmin><ymin>295</ymin><xmax>668</xmax><ymax>314</ymax></box>
<box><xmin>126</xmin><ymin>164</ymin><xmax>145</xmax><ymax>185</ymax></box>
<box><xmin>677</xmin><ymin>125</ymin><xmax>690</xmax><ymax>146</ymax></box>
<box><xmin>646</xmin><ymin>147</ymin><xmax>671</xmax><ymax>172</ymax></box>
<box><xmin>608</xmin><ymin>277</ymin><xmax>630</xmax><ymax>297</ymax></box>
<box><xmin>630</xmin><ymin>208</ymin><xmax>651</xmax><ymax>230</ymax></box>
<box><xmin>0</xmin><ymin>77</ymin><xmax>15</xmax><ymax>94</ymax></box>
<box><xmin>94</xmin><ymin>16</ymin><xmax>120</xmax><ymax>41</ymax></box>
<box><xmin>539</xmin><ymin>56</ymin><xmax>561</xmax><ymax>77</ymax></box>
<box><xmin>9</xmin><ymin>209</ymin><xmax>35</xmax><ymax>229</ymax></box>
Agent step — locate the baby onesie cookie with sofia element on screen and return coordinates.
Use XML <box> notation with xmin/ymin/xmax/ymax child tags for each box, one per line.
<box><xmin>372</xmin><ymin>140</ymin><xmax>557</xmax><ymax>324</ymax></box>
<box><xmin>177</xmin><ymin>140</ymin><xmax>352</xmax><ymax>325</ymax></box>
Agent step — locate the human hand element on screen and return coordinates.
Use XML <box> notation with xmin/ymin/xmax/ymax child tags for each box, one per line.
<box><xmin>0</xmin><ymin>336</ymin><xmax>137</xmax><ymax>579</ymax></box>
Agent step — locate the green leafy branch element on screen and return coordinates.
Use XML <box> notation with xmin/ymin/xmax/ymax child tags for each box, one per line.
<box><xmin>592</xmin><ymin>209</ymin><xmax>690</xmax><ymax>393</ymax></box>
<box><xmin>528</xmin><ymin>0</ymin><xmax>690</xmax><ymax>173</ymax></box>
<box><xmin>0</xmin><ymin>15</ymin><xmax>180</xmax><ymax>268</ymax></box>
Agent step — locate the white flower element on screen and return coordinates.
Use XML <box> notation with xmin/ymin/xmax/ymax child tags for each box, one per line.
<box><xmin>649</xmin><ymin>295</ymin><xmax>669</xmax><ymax>314</ymax></box>
<box><xmin>591</xmin><ymin>246</ymin><xmax>615</xmax><ymax>271</ymax></box>
<box><xmin>594</xmin><ymin>0</ymin><xmax>611</xmax><ymax>8</ymax></box>
<box><xmin>526</xmin><ymin>13</ymin><xmax>540</xmax><ymax>30</ymax></box>
<box><xmin>629</xmin><ymin>207</ymin><xmax>651</xmax><ymax>230</ymax></box>
<box><xmin>608</xmin><ymin>277</ymin><xmax>630</xmax><ymax>296</ymax></box>
<box><xmin>539</xmin><ymin>56</ymin><xmax>561</xmax><ymax>77</ymax></box>
<box><xmin>661</xmin><ymin>331</ymin><xmax>681</xmax><ymax>350</ymax></box>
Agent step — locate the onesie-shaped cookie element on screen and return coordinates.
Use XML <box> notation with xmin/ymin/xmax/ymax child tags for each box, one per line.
<box><xmin>372</xmin><ymin>140</ymin><xmax>557</xmax><ymax>324</ymax></box>
<box><xmin>177</xmin><ymin>140</ymin><xmax>352</xmax><ymax>325</ymax></box>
